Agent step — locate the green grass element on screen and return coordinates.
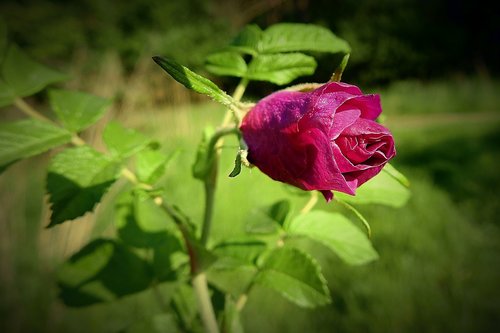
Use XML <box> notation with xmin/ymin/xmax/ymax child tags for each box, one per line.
<box><xmin>1</xmin><ymin>78</ymin><xmax>500</xmax><ymax>332</ymax></box>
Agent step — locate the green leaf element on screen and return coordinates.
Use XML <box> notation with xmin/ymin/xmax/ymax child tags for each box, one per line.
<box><xmin>114</xmin><ymin>190</ymin><xmax>187</xmax><ymax>281</ymax></box>
<box><xmin>57</xmin><ymin>238</ymin><xmax>153</xmax><ymax>307</ymax></box>
<box><xmin>0</xmin><ymin>20</ymin><xmax>7</xmax><ymax>61</ymax></box>
<box><xmin>207</xmin><ymin>237</ymin><xmax>267</xmax><ymax>296</ymax></box>
<box><xmin>255</xmin><ymin>247</ymin><xmax>331</xmax><ymax>308</ymax></box>
<box><xmin>135</xmin><ymin>147</ymin><xmax>173</xmax><ymax>183</ymax></box>
<box><xmin>212</xmin><ymin>237</ymin><xmax>267</xmax><ymax>266</ymax></box>
<box><xmin>1</xmin><ymin>44</ymin><xmax>67</xmax><ymax>98</ymax></box>
<box><xmin>207</xmin><ymin>237</ymin><xmax>264</xmax><ymax>296</ymax></box>
<box><xmin>287</xmin><ymin>211</ymin><xmax>378</xmax><ymax>265</ymax></box>
<box><xmin>153</xmin><ymin>56</ymin><xmax>234</xmax><ymax>107</ymax></box>
<box><xmin>153</xmin><ymin>240</ymin><xmax>188</xmax><ymax>282</ymax></box>
<box><xmin>221</xmin><ymin>297</ymin><xmax>244</xmax><ymax>333</ymax></box>
<box><xmin>0</xmin><ymin>78</ymin><xmax>16</xmax><ymax>107</ymax></box>
<box><xmin>114</xmin><ymin>190</ymin><xmax>181</xmax><ymax>248</ymax></box>
<box><xmin>258</xmin><ymin>23</ymin><xmax>351</xmax><ymax>54</ymax></box>
<box><xmin>207</xmin><ymin>265</ymin><xmax>256</xmax><ymax>297</ymax></box>
<box><xmin>383</xmin><ymin>163</ymin><xmax>411</xmax><ymax>188</ymax></box>
<box><xmin>245</xmin><ymin>199</ymin><xmax>291</xmax><ymax>234</ymax></box>
<box><xmin>49</xmin><ymin>89</ymin><xmax>111</xmax><ymax>132</ymax></box>
<box><xmin>335</xmin><ymin>169</ymin><xmax>411</xmax><ymax>207</ymax></box>
<box><xmin>0</xmin><ymin>119</ymin><xmax>72</xmax><ymax>171</ymax></box>
<box><xmin>192</xmin><ymin>126</ymin><xmax>215</xmax><ymax>180</ymax></box>
<box><xmin>103</xmin><ymin>121</ymin><xmax>151</xmax><ymax>158</ymax></box>
<box><xmin>247</xmin><ymin>53</ymin><xmax>317</xmax><ymax>85</ymax></box>
<box><xmin>170</xmin><ymin>284</ymin><xmax>202</xmax><ymax>332</ymax></box>
<box><xmin>205</xmin><ymin>52</ymin><xmax>247</xmax><ymax>77</ymax></box>
<box><xmin>126</xmin><ymin>313</ymin><xmax>179</xmax><ymax>333</ymax></box>
<box><xmin>228</xmin><ymin>24</ymin><xmax>263</xmax><ymax>55</ymax></box>
<box><xmin>46</xmin><ymin>146</ymin><xmax>120</xmax><ymax>226</ymax></box>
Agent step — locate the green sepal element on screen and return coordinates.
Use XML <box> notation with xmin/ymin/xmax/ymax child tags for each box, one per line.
<box><xmin>153</xmin><ymin>56</ymin><xmax>234</xmax><ymax>107</ymax></box>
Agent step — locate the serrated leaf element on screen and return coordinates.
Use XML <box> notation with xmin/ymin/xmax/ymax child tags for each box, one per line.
<box><xmin>49</xmin><ymin>89</ymin><xmax>111</xmax><ymax>132</ymax></box>
<box><xmin>335</xmin><ymin>169</ymin><xmax>411</xmax><ymax>207</ymax></box>
<box><xmin>103</xmin><ymin>121</ymin><xmax>151</xmax><ymax>158</ymax></box>
<box><xmin>212</xmin><ymin>237</ymin><xmax>267</xmax><ymax>266</ymax></box>
<box><xmin>255</xmin><ymin>247</ymin><xmax>330</xmax><ymax>308</ymax></box>
<box><xmin>1</xmin><ymin>44</ymin><xmax>67</xmax><ymax>98</ymax></box>
<box><xmin>0</xmin><ymin>118</ymin><xmax>72</xmax><ymax>171</ymax></box>
<box><xmin>205</xmin><ymin>52</ymin><xmax>247</xmax><ymax>77</ymax></box>
<box><xmin>247</xmin><ymin>53</ymin><xmax>317</xmax><ymax>85</ymax></box>
<box><xmin>258</xmin><ymin>23</ymin><xmax>350</xmax><ymax>54</ymax></box>
<box><xmin>57</xmin><ymin>238</ymin><xmax>153</xmax><ymax>307</ymax></box>
<box><xmin>229</xmin><ymin>24</ymin><xmax>263</xmax><ymax>55</ymax></box>
<box><xmin>114</xmin><ymin>190</ymin><xmax>181</xmax><ymax>248</ymax></box>
<box><xmin>245</xmin><ymin>199</ymin><xmax>291</xmax><ymax>234</ymax></box>
<box><xmin>135</xmin><ymin>147</ymin><xmax>173</xmax><ymax>183</ymax></box>
<box><xmin>153</xmin><ymin>56</ymin><xmax>234</xmax><ymax>107</ymax></box>
<box><xmin>207</xmin><ymin>237</ymin><xmax>264</xmax><ymax>296</ymax></box>
<box><xmin>46</xmin><ymin>146</ymin><xmax>120</xmax><ymax>226</ymax></box>
<box><xmin>287</xmin><ymin>211</ymin><xmax>378</xmax><ymax>265</ymax></box>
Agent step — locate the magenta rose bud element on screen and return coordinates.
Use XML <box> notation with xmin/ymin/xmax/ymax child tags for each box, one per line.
<box><xmin>239</xmin><ymin>82</ymin><xmax>396</xmax><ymax>202</ymax></box>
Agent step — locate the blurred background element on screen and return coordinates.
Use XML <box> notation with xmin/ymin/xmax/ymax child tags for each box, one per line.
<box><xmin>1</xmin><ymin>0</ymin><xmax>499</xmax><ymax>332</ymax></box>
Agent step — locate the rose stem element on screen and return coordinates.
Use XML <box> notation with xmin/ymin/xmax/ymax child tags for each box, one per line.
<box><xmin>300</xmin><ymin>191</ymin><xmax>319</xmax><ymax>214</ymax></box>
<box><xmin>195</xmin><ymin>77</ymin><xmax>249</xmax><ymax>333</ymax></box>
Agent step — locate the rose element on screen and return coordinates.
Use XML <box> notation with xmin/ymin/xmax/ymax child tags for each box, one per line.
<box><xmin>240</xmin><ymin>82</ymin><xmax>396</xmax><ymax>201</ymax></box>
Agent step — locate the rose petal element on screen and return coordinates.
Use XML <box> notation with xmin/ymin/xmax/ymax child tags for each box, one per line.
<box><xmin>329</xmin><ymin>109</ymin><xmax>361</xmax><ymax>139</ymax></box>
<box><xmin>322</xmin><ymin>81</ymin><xmax>363</xmax><ymax>95</ymax></box>
<box><xmin>339</xmin><ymin>94</ymin><xmax>382</xmax><ymax>120</ymax></box>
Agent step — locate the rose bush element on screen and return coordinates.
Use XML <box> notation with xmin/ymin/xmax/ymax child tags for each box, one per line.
<box><xmin>240</xmin><ymin>82</ymin><xmax>396</xmax><ymax>201</ymax></box>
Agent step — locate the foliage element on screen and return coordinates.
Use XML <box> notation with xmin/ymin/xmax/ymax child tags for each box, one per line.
<box><xmin>0</xmin><ymin>23</ymin><xmax>410</xmax><ymax>333</ymax></box>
